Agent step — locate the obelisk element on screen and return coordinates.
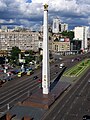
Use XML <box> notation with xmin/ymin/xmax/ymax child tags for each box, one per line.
<box><xmin>42</xmin><ymin>4</ymin><xmax>50</xmax><ymax>94</ymax></box>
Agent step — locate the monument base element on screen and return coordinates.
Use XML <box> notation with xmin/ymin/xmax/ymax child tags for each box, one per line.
<box><xmin>18</xmin><ymin>81</ymin><xmax>71</xmax><ymax>109</ymax></box>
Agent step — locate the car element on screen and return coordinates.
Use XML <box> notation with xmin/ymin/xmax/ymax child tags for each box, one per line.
<box><xmin>7</xmin><ymin>71</ymin><xmax>14</xmax><ymax>76</ymax></box>
<box><xmin>33</xmin><ymin>76</ymin><xmax>38</xmax><ymax>80</ymax></box>
<box><xmin>59</xmin><ymin>57</ymin><xmax>62</xmax><ymax>60</ymax></box>
<box><xmin>3</xmin><ymin>76</ymin><xmax>12</xmax><ymax>82</ymax></box>
<box><xmin>83</xmin><ymin>115</ymin><xmax>90</xmax><ymax>120</ymax></box>
<box><xmin>35</xmin><ymin>64</ymin><xmax>40</xmax><ymax>69</ymax></box>
<box><xmin>88</xmin><ymin>80</ymin><xmax>90</xmax><ymax>83</ymax></box>
<box><xmin>71</xmin><ymin>59</ymin><xmax>74</xmax><ymax>62</ymax></box>
<box><xmin>17</xmin><ymin>71</ymin><xmax>26</xmax><ymax>77</ymax></box>
<box><xmin>74</xmin><ymin>57</ymin><xmax>81</xmax><ymax>61</ymax></box>
<box><xmin>0</xmin><ymin>68</ymin><xmax>4</xmax><ymax>72</ymax></box>
<box><xmin>54</xmin><ymin>58</ymin><xmax>58</xmax><ymax>61</ymax></box>
<box><xmin>54</xmin><ymin>71</ymin><xmax>58</xmax><ymax>74</ymax></box>
<box><xmin>10</xmin><ymin>70</ymin><xmax>18</xmax><ymax>74</ymax></box>
<box><xmin>59</xmin><ymin>63</ymin><xmax>64</xmax><ymax>68</ymax></box>
<box><xmin>38</xmin><ymin>79</ymin><xmax>42</xmax><ymax>83</ymax></box>
<box><xmin>55</xmin><ymin>64</ymin><xmax>58</xmax><ymax>67</ymax></box>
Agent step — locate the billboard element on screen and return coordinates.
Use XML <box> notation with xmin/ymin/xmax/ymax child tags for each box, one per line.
<box><xmin>64</xmin><ymin>38</ymin><xmax>70</xmax><ymax>42</ymax></box>
<box><xmin>59</xmin><ymin>38</ymin><xmax>64</xmax><ymax>42</ymax></box>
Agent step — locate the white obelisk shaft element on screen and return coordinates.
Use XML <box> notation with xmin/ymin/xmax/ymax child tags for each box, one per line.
<box><xmin>42</xmin><ymin>4</ymin><xmax>50</xmax><ymax>94</ymax></box>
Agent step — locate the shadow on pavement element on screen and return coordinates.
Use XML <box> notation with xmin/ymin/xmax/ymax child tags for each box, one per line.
<box><xmin>50</xmin><ymin>67</ymin><xmax>67</xmax><ymax>91</ymax></box>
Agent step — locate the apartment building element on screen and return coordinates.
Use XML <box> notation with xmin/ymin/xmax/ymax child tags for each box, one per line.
<box><xmin>0</xmin><ymin>31</ymin><xmax>40</xmax><ymax>52</ymax></box>
<box><xmin>0</xmin><ymin>29</ymin><xmax>71</xmax><ymax>56</ymax></box>
<box><xmin>52</xmin><ymin>18</ymin><xmax>60</xmax><ymax>33</ymax></box>
<box><xmin>60</xmin><ymin>23</ymin><xmax>68</xmax><ymax>32</ymax></box>
<box><xmin>52</xmin><ymin>18</ymin><xmax>68</xmax><ymax>33</ymax></box>
<box><xmin>74</xmin><ymin>26</ymin><xmax>89</xmax><ymax>51</ymax></box>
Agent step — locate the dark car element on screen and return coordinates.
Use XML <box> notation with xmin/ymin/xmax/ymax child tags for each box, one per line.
<box><xmin>33</xmin><ymin>76</ymin><xmax>38</xmax><ymax>80</ymax></box>
<box><xmin>74</xmin><ymin>57</ymin><xmax>81</xmax><ymax>61</ymax></box>
<box><xmin>0</xmin><ymin>69</ymin><xmax>4</xmax><ymax>72</ymax></box>
<box><xmin>83</xmin><ymin>115</ymin><xmax>90</xmax><ymax>120</ymax></box>
<box><xmin>10</xmin><ymin>70</ymin><xmax>17</xmax><ymax>74</ymax></box>
<box><xmin>55</xmin><ymin>64</ymin><xmax>58</xmax><ymax>67</ymax></box>
<box><xmin>54</xmin><ymin>71</ymin><xmax>58</xmax><ymax>74</ymax></box>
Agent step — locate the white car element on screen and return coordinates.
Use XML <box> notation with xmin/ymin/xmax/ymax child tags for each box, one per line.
<box><xmin>59</xmin><ymin>63</ymin><xmax>64</xmax><ymax>68</ymax></box>
<box><xmin>71</xmin><ymin>59</ymin><xmax>74</xmax><ymax>62</ymax></box>
<box><xmin>59</xmin><ymin>57</ymin><xmax>62</xmax><ymax>60</ymax></box>
<box><xmin>88</xmin><ymin>80</ymin><xmax>90</xmax><ymax>83</ymax></box>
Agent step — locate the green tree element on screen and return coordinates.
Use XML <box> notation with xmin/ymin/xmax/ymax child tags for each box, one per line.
<box><xmin>61</xmin><ymin>31</ymin><xmax>74</xmax><ymax>40</ymax></box>
<box><xmin>10</xmin><ymin>46</ymin><xmax>21</xmax><ymax>65</ymax></box>
<box><xmin>39</xmin><ymin>55</ymin><xmax>43</xmax><ymax>62</ymax></box>
<box><xmin>25</xmin><ymin>56</ymin><xmax>35</xmax><ymax>64</ymax></box>
<box><xmin>28</xmin><ymin>50</ymin><xmax>35</xmax><ymax>55</ymax></box>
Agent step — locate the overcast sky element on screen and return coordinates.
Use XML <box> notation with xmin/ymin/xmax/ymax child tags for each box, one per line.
<box><xmin>0</xmin><ymin>0</ymin><xmax>90</xmax><ymax>30</ymax></box>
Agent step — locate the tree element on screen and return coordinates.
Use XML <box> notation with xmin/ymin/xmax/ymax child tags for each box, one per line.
<box><xmin>28</xmin><ymin>50</ymin><xmax>35</xmax><ymax>55</ymax></box>
<box><xmin>25</xmin><ymin>56</ymin><xmax>35</xmax><ymax>64</ymax></box>
<box><xmin>61</xmin><ymin>31</ymin><xmax>74</xmax><ymax>41</ymax></box>
<box><xmin>10</xmin><ymin>46</ymin><xmax>21</xmax><ymax>65</ymax></box>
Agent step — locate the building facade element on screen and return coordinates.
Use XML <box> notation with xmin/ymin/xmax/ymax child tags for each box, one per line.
<box><xmin>52</xmin><ymin>41</ymin><xmax>70</xmax><ymax>52</ymax></box>
<box><xmin>0</xmin><ymin>31</ymin><xmax>40</xmax><ymax>52</ymax></box>
<box><xmin>52</xmin><ymin>18</ymin><xmax>68</xmax><ymax>33</ymax></box>
<box><xmin>60</xmin><ymin>23</ymin><xmax>68</xmax><ymax>32</ymax></box>
<box><xmin>52</xmin><ymin>18</ymin><xmax>60</xmax><ymax>33</ymax></box>
<box><xmin>74</xmin><ymin>26</ymin><xmax>89</xmax><ymax>51</ymax></box>
<box><xmin>0</xmin><ymin>29</ymin><xmax>82</xmax><ymax>56</ymax></box>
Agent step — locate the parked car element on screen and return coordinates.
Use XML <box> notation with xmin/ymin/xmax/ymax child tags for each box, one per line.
<box><xmin>3</xmin><ymin>76</ymin><xmax>12</xmax><ymax>82</ymax></box>
<box><xmin>0</xmin><ymin>69</ymin><xmax>4</xmax><ymax>72</ymax></box>
<box><xmin>10</xmin><ymin>70</ymin><xmax>18</xmax><ymax>74</ymax></box>
<box><xmin>27</xmin><ymin>70</ymin><xmax>33</xmax><ymax>76</ymax></box>
<box><xmin>17</xmin><ymin>72</ymin><xmax>25</xmax><ymax>77</ymax></box>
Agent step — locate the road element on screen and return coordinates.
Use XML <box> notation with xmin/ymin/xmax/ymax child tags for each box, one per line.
<box><xmin>0</xmin><ymin>60</ymin><xmax>66</xmax><ymax>113</ymax></box>
<box><xmin>0</xmin><ymin>53</ymin><xmax>89</xmax><ymax>114</ymax></box>
<box><xmin>42</xmin><ymin>68</ymin><xmax>90</xmax><ymax>120</ymax></box>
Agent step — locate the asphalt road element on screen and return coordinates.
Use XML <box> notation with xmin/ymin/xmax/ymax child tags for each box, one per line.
<box><xmin>0</xmin><ymin>60</ymin><xmax>65</xmax><ymax>113</ymax></box>
<box><xmin>0</xmin><ymin>53</ymin><xmax>89</xmax><ymax>115</ymax></box>
<box><xmin>42</xmin><ymin>68</ymin><xmax>90</xmax><ymax>120</ymax></box>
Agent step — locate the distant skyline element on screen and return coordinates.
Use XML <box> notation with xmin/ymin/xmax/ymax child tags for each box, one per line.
<box><xmin>0</xmin><ymin>0</ymin><xmax>90</xmax><ymax>31</ymax></box>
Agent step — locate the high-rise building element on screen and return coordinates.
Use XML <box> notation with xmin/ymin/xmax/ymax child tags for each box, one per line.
<box><xmin>52</xmin><ymin>18</ymin><xmax>60</xmax><ymax>33</ymax></box>
<box><xmin>52</xmin><ymin>18</ymin><xmax>68</xmax><ymax>33</ymax></box>
<box><xmin>74</xmin><ymin>26</ymin><xmax>89</xmax><ymax>50</ymax></box>
<box><xmin>60</xmin><ymin>23</ymin><xmax>68</xmax><ymax>32</ymax></box>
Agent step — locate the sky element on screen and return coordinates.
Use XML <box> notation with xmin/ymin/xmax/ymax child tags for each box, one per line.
<box><xmin>0</xmin><ymin>0</ymin><xmax>90</xmax><ymax>31</ymax></box>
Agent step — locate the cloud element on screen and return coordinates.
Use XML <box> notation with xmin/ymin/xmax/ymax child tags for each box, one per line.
<box><xmin>0</xmin><ymin>0</ymin><xmax>89</xmax><ymax>30</ymax></box>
